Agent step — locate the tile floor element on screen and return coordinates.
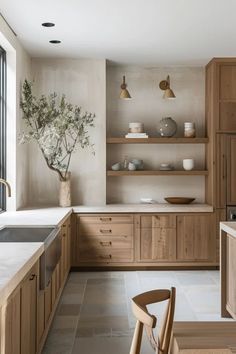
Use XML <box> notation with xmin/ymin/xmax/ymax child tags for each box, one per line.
<box><xmin>42</xmin><ymin>270</ymin><xmax>230</xmax><ymax>354</ymax></box>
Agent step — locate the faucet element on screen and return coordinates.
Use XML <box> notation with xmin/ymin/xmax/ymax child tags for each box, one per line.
<box><xmin>0</xmin><ymin>179</ymin><xmax>11</xmax><ymax>197</ymax></box>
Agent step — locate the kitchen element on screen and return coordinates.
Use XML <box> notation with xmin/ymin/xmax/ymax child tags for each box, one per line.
<box><xmin>1</xmin><ymin>1</ymin><xmax>236</xmax><ymax>354</ymax></box>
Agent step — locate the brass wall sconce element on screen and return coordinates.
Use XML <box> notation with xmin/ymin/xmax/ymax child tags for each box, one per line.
<box><xmin>159</xmin><ymin>75</ymin><xmax>176</xmax><ymax>99</ymax></box>
<box><xmin>120</xmin><ymin>75</ymin><xmax>132</xmax><ymax>99</ymax></box>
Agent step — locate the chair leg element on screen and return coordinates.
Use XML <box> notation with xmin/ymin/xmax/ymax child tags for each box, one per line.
<box><xmin>129</xmin><ymin>321</ymin><xmax>144</xmax><ymax>354</ymax></box>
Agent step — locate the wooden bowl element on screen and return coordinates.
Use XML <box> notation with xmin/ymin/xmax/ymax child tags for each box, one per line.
<box><xmin>164</xmin><ymin>197</ymin><xmax>195</xmax><ymax>204</ymax></box>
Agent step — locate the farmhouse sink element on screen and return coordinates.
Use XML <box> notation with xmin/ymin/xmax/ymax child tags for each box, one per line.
<box><xmin>0</xmin><ymin>226</ymin><xmax>62</xmax><ymax>290</ymax></box>
<box><xmin>0</xmin><ymin>226</ymin><xmax>56</xmax><ymax>243</ymax></box>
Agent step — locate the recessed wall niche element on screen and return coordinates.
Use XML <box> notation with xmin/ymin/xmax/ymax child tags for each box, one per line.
<box><xmin>106</xmin><ymin>64</ymin><xmax>206</xmax><ymax>204</ymax></box>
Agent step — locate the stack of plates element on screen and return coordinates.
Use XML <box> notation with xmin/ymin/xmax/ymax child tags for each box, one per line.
<box><xmin>159</xmin><ymin>163</ymin><xmax>173</xmax><ymax>171</ymax></box>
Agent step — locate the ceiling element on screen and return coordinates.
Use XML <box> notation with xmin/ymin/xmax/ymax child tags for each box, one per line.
<box><xmin>1</xmin><ymin>0</ymin><xmax>236</xmax><ymax>65</ymax></box>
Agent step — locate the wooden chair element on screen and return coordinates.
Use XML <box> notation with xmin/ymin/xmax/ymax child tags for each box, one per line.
<box><xmin>129</xmin><ymin>287</ymin><xmax>176</xmax><ymax>354</ymax></box>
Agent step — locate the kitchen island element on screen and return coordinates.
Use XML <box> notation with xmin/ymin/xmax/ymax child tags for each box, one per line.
<box><xmin>220</xmin><ymin>222</ymin><xmax>236</xmax><ymax>319</ymax></box>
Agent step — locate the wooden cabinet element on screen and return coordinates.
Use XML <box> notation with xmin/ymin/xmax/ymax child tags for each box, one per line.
<box><xmin>75</xmin><ymin>213</ymin><xmax>216</xmax><ymax>267</ymax></box>
<box><xmin>3</xmin><ymin>262</ymin><xmax>39</xmax><ymax>354</ymax></box>
<box><xmin>136</xmin><ymin>215</ymin><xmax>176</xmax><ymax>262</ymax></box>
<box><xmin>4</xmin><ymin>287</ymin><xmax>21</xmax><ymax>354</ymax></box>
<box><xmin>20</xmin><ymin>262</ymin><xmax>38</xmax><ymax>354</ymax></box>
<box><xmin>225</xmin><ymin>234</ymin><xmax>236</xmax><ymax>318</ymax></box>
<box><xmin>60</xmin><ymin>218</ymin><xmax>71</xmax><ymax>283</ymax></box>
<box><xmin>76</xmin><ymin>214</ymin><xmax>134</xmax><ymax>264</ymax></box>
<box><xmin>227</xmin><ymin>134</ymin><xmax>236</xmax><ymax>205</ymax></box>
<box><xmin>177</xmin><ymin>214</ymin><xmax>215</xmax><ymax>262</ymax></box>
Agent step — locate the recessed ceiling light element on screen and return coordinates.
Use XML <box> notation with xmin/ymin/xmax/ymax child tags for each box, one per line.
<box><xmin>49</xmin><ymin>40</ymin><xmax>61</xmax><ymax>44</ymax></box>
<box><xmin>42</xmin><ymin>22</ymin><xmax>55</xmax><ymax>27</ymax></box>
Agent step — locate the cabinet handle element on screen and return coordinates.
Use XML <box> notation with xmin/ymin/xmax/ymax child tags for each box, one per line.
<box><xmin>63</xmin><ymin>233</ymin><xmax>66</xmax><ymax>237</ymax></box>
<box><xmin>29</xmin><ymin>274</ymin><xmax>36</xmax><ymax>281</ymax></box>
<box><xmin>100</xmin><ymin>217</ymin><xmax>112</xmax><ymax>222</ymax></box>
<box><xmin>99</xmin><ymin>254</ymin><xmax>112</xmax><ymax>259</ymax></box>
<box><xmin>100</xmin><ymin>241</ymin><xmax>112</xmax><ymax>247</ymax></box>
<box><xmin>100</xmin><ymin>229</ymin><xmax>112</xmax><ymax>234</ymax></box>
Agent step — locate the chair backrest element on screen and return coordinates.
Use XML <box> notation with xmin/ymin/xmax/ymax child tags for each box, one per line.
<box><xmin>129</xmin><ymin>287</ymin><xmax>176</xmax><ymax>354</ymax></box>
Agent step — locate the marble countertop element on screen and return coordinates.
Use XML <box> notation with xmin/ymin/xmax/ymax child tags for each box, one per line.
<box><xmin>220</xmin><ymin>222</ymin><xmax>236</xmax><ymax>238</ymax></box>
<box><xmin>0</xmin><ymin>243</ymin><xmax>44</xmax><ymax>306</ymax></box>
<box><xmin>73</xmin><ymin>203</ymin><xmax>214</xmax><ymax>213</ymax></box>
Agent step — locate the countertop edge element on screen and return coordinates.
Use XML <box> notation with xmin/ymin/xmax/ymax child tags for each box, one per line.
<box><xmin>220</xmin><ymin>222</ymin><xmax>236</xmax><ymax>238</ymax></box>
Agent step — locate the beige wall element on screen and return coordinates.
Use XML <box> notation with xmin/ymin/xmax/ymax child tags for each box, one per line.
<box><xmin>106</xmin><ymin>65</ymin><xmax>205</xmax><ymax>203</ymax></box>
<box><xmin>28</xmin><ymin>58</ymin><xmax>106</xmax><ymax>206</ymax></box>
<box><xmin>0</xmin><ymin>15</ymin><xmax>31</xmax><ymax>210</ymax></box>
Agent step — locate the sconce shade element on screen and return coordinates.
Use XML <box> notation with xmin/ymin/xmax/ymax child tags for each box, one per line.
<box><xmin>163</xmin><ymin>87</ymin><xmax>176</xmax><ymax>99</ymax></box>
<box><xmin>120</xmin><ymin>75</ymin><xmax>131</xmax><ymax>99</ymax></box>
<box><xmin>159</xmin><ymin>75</ymin><xmax>176</xmax><ymax>99</ymax></box>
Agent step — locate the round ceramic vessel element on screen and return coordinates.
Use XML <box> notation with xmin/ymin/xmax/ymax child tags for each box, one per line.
<box><xmin>157</xmin><ymin>117</ymin><xmax>177</xmax><ymax>137</ymax></box>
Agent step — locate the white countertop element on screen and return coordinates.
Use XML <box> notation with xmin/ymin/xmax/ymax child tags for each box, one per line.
<box><xmin>73</xmin><ymin>203</ymin><xmax>214</xmax><ymax>213</ymax></box>
<box><xmin>0</xmin><ymin>243</ymin><xmax>44</xmax><ymax>306</ymax></box>
<box><xmin>0</xmin><ymin>207</ymin><xmax>72</xmax><ymax>227</ymax></box>
<box><xmin>220</xmin><ymin>222</ymin><xmax>236</xmax><ymax>238</ymax></box>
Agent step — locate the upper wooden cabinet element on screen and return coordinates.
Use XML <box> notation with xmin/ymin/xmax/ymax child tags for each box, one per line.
<box><xmin>206</xmin><ymin>59</ymin><xmax>236</xmax><ymax>133</ymax></box>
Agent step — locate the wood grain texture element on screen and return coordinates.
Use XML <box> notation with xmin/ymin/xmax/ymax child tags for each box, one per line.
<box><xmin>107</xmin><ymin>137</ymin><xmax>208</xmax><ymax>144</ymax></box>
<box><xmin>171</xmin><ymin>321</ymin><xmax>236</xmax><ymax>354</ymax></box>
<box><xmin>107</xmin><ymin>170</ymin><xmax>208</xmax><ymax>176</ymax></box>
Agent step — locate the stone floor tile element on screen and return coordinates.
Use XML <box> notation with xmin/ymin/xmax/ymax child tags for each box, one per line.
<box><xmin>58</xmin><ymin>304</ymin><xmax>81</xmax><ymax>316</ymax></box>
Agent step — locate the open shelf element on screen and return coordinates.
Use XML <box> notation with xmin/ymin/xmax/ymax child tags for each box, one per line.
<box><xmin>107</xmin><ymin>137</ymin><xmax>209</xmax><ymax>144</ymax></box>
<box><xmin>107</xmin><ymin>170</ymin><xmax>209</xmax><ymax>176</ymax></box>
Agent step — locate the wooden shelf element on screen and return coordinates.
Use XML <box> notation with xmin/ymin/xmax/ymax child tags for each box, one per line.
<box><xmin>107</xmin><ymin>170</ymin><xmax>209</xmax><ymax>176</ymax></box>
<box><xmin>107</xmin><ymin>137</ymin><xmax>209</xmax><ymax>144</ymax></box>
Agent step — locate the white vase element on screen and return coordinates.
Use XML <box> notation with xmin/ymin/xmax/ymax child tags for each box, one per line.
<box><xmin>59</xmin><ymin>172</ymin><xmax>71</xmax><ymax>207</ymax></box>
<box><xmin>183</xmin><ymin>159</ymin><xmax>194</xmax><ymax>171</ymax></box>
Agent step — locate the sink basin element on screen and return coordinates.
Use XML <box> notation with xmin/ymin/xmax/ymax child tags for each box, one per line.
<box><xmin>0</xmin><ymin>227</ymin><xmax>55</xmax><ymax>243</ymax></box>
<box><xmin>0</xmin><ymin>226</ymin><xmax>62</xmax><ymax>290</ymax></box>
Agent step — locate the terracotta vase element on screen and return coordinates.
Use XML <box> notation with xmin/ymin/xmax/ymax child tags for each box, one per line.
<box><xmin>59</xmin><ymin>172</ymin><xmax>71</xmax><ymax>207</ymax></box>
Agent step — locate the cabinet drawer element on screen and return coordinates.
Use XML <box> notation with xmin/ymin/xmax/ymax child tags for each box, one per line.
<box><xmin>140</xmin><ymin>215</ymin><xmax>176</xmax><ymax>228</ymax></box>
<box><xmin>79</xmin><ymin>235</ymin><xmax>133</xmax><ymax>250</ymax></box>
<box><xmin>78</xmin><ymin>214</ymin><xmax>133</xmax><ymax>224</ymax></box>
<box><xmin>78</xmin><ymin>248</ymin><xmax>133</xmax><ymax>263</ymax></box>
<box><xmin>79</xmin><ymin>223</ymin><xmax>133</xmax><ymax>236</ymax></box>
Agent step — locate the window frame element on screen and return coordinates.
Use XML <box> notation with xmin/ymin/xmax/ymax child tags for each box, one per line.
<box><xmin>0</xmin><ymin>46</ymin><xmax>6</xmax><ymax>211</ymax></box>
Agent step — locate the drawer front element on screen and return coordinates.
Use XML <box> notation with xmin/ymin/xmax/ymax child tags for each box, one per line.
<box><xmin>77</xmin><ymin>214</ymin><xmax>133</xmax><ymax>224</ymax></box>
<box><xmin>79</xmin><ymin>235</ymin><xmax>133</xmax><ymax>250</ymax></box>
<box><xmin>79</xmin><ymin>223</ymin><xmax>133</xmax><ymax>236</ymax></box>
<box><xmin>140</xmin><ymin>215</ymin><xmax>176</xmax><ymax>228</ymax></box>
<box><xmin>78</xmin><ymin>248</ymin><xmax>133</xmax><ymax>263</ymax></box>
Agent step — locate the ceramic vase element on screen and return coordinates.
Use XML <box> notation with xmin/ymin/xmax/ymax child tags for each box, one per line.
<box><xmin>158</xmin><ymin>117</ymin><xmax>177</xmax><ymax>137</ymax></box>
<box><xmin>59</xmin><ymin>172</ymin><xmax>71</xmax><ymax>207</ymax></box>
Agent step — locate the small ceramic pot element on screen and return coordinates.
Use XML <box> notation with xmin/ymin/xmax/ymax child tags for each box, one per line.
<box><xmin>183</xmin><ymin>159</ymin><xmax>194</xmax><ymax>171</ymax></box>
<box><xmin>111</xmin><ymin>162</ymin><xmax>121</xmax><ymax>171</ymax></box>
<box><xmin>131</xmin><ymin>159</ymin><xmax>144</xmax><ymax>170</ymax></box>
<box><xmin>128</xmin><ymin>162</ymin><xmax>136</xmax><ymax>171</ymax></box>
<box><xmin>129</xmin><ymin>122</ymin><xmax>144</xmax><ymax>133</ymax></box>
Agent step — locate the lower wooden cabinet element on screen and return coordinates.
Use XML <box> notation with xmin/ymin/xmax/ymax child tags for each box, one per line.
<box><xmin>136</xmin><ymin>215</ymin><xmax>176</xmax><ymax>262</ymax></box>
<box><xmin>177</xmin><ymin>214</ymin><xmax>215</xmax><ymax>262</ymax></box>
<box><xmin>3</xmin><ymin>261</ymin><xmax>39</xmax><ymax>354</ymax></box>
<box><xmin>4</xmin><ymin>287</ymin><xmax>21</xmax><ymax>354</ymax></box>
<box><xmin>74</xmin><ymin>212</ymin><xmax>217</xmax><ymax>267</ymax></box>
<box><xmin>76</xmin><ymin>214</ymin><xmax>134</xmax><ymax>264</ymax></box>
<box><xmin>226</xmin><ymin>233</ymin><xmax>236</xmax><ymax>317</ymax></box>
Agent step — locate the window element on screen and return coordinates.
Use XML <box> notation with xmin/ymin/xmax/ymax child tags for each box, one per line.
<box><xmin>0</xmin><ymin>46</ymin><xmax>6</xmax><ymax>211</ymax></box>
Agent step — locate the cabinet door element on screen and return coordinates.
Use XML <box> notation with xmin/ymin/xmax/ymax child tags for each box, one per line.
<box><xmin>4</xmin><ymin>287</ymin><xmax>21</xmax><ymax>354</ymax></box>
<box><xmin>21</xmin><ymin>266</ymin><xmax>38</xmax><ymax>354</ymax></box>
<box><xmin>219</xmin><ymin>65</ymin><xmax>236</xmax><ymax>131</ymax></box>
<box><xmin>216</xmin><ymin>134</ymin><xmax>227</xmax><ymax>208</ymax></box>
<box><xmin>227</xmin><ymin>135</ymin><xmax>236</xmax><ymax>205</ymax></box>
<box><xmin>177</xmin><ymin>215</ymin><xmax>214</xmax><ymax>262</ymax></box>
<box><xmin>226</xmin><ymin>234</ymin><xmax>236</xmax><ymax>316</ymax></box>
<box><xmin>140</xmin><ymin>227</ymin><xmax>176</xmax><ymax>262</ymax></box>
